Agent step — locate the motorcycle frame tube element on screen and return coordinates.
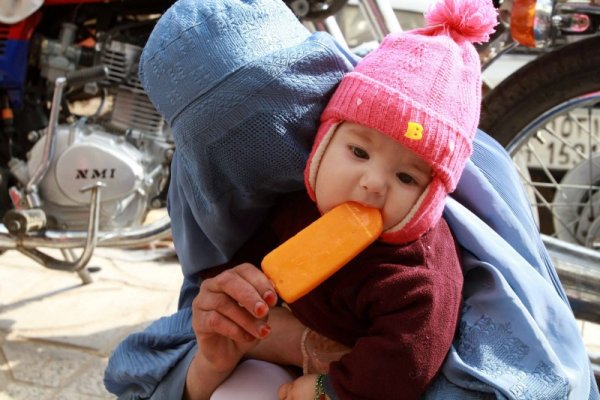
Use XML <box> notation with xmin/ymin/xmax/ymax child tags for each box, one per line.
<box><xmin>558</xmin><ymin>2</ymin><xmax>600</xmax><ymax>16</ymax></box>
<box><xmin>543</xmin><ymin>234</ymin><xmax>600</xmax><ymax>324</ymax></box>
<box><xmin>0</xmin><ymin>216</ymin><xmax>171</xmax><ymax>250</ymax></box>
<box><xmin>16</xmin><ymin>182</ymin><xmax>104</xmax><ymax>271</ymax></box>
<box><xmin>43</xmin><ymin>0</ymin><xmax>110</xmax><ymax>4</ymax></box>
<box><xmin>544</xmin><ymin>235</ymin><xmax>600</xmax><ymax>272</ymax></box>
<box><xmin>25</xmin><ymin>77</ymin><xmax>66</xmax><ymax>208</ymax></box>
<box><xmin>307</xmin><ymin>17</ymin><xmax>350</xmax><ymax>49</ymax></box>
<box><xmin>356</xmin><ymin>0</ymin><xmax>402</xmax><ymax>41</ymax></box>
<box><xmin>554</xmin><ymin>2</ymin><xmax>600</xmax><ymax>34</ymax></box>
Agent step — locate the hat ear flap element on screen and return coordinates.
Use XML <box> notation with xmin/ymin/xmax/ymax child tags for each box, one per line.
<box><xmin>380</xmin><ymin>179</ymin><xmax>447</xmax><ymax>244</ymax></box>
<box><xmin>305</xmin><ymin>121</ymin><xmax>340</xmax><ymax>200</ymax></box>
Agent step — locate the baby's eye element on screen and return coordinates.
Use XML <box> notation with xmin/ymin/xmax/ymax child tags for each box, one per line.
<box><xmin>397</xmin><ymin>172</ymin><xmax>416</xmax><ymax>185</ymax></box>
<box><xmin>350</xmin><ymin>146</ymin><xmax>369</xmax><ymax>159</ymax></box>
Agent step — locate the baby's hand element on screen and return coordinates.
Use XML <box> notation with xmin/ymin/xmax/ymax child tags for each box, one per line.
<box><xmin>278</xmin><ymin>374</ymin><xmax>318</xmax><ymax>400</ymax></box>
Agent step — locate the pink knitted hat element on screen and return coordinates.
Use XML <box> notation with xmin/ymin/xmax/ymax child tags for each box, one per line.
<box><xmin>305</xmin><ymin>0</ymin><xmax>497</xmax><ymax>244</ymax></box>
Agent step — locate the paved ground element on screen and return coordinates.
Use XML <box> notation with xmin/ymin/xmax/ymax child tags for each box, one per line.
<box><xmin>1</xmin><ymin>243</ymin><xmax>599</xmax><ymax>399</ymax></box>
<box><xmin>0</xmin><ymin>245</ymin><xmax>182</xmax><ymax>399</ymax></box>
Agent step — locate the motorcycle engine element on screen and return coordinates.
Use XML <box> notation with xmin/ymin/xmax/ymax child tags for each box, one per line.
<box><xmin>26</xmin><ymin>36</ymin><xmax>172</xmax><ymax>231</ymax></box>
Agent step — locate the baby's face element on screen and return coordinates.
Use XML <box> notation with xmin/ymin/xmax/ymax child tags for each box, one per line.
<box><xmin>314</xmin><ymin>122</ymin><xmax>432</xmax><ymax>231</ymax></box>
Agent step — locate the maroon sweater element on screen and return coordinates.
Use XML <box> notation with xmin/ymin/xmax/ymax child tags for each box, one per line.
<box><xmin>216</xmin><ymin>191</ymin><xmax>463</xmax><ymax>399</ymax></box>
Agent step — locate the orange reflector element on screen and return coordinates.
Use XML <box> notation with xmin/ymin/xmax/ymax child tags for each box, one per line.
<box><xmin>511</xmin><ymin>0</ymin><xmax>537</xmax><ymax>47</ymax></box>
<box><xmin>2</xmin><ymin>108</ymin><xmax>13</xmax><ymax>120</ymax></box>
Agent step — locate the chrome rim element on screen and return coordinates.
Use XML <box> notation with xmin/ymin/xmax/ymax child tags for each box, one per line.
<box><xmin>506</xmin><ymin>91</ymin><xmax>600</xmax><ymax>251</ymax></box>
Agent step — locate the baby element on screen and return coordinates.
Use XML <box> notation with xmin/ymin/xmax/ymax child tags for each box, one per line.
<box><xmin>273</xmin><ymin>0</ymin><xmax>497</xmax><ymax>398</ymax></box>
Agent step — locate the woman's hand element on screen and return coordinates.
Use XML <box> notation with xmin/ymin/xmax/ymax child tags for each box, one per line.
<box><xmin>278</xmin><ymin>374</ymin><xmax>318</xmax><ymax>400</ymax></box>
<box><xmin>185</xmin><ymin>263</ymin><xmax>277</xmax><ymax>400</ymax></box>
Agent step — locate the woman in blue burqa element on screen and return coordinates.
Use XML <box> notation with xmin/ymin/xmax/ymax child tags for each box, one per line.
<box><xmin>104</xmin><ymin>0</ymin><xmax>599</xmax><ymax>398</ymax></box>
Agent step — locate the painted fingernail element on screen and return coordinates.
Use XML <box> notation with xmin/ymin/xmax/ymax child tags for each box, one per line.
<box><xmin>254</xmin><ymin>301</ymin><xmax>268</xmax><ymax>318</ymax></box>
<box><xmin>258</xmin><ymin>324</ymin><xmax>271</xmax><ymax>338</ymax></box>
<box><xmin>263</xmin><ymin>290</ymin><xmax>276</xmax><ymax>306</ymax></box>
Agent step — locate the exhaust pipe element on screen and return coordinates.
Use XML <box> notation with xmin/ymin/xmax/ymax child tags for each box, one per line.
<box><xmin>0</xmin><ymin>216</ymin><xmax>171</xmax><ymax>251</ymax></box>
<box><xmin>543</xmin><ymin>235</ymin><xmax>600</xmax><ymax>324</ymax></box>
<box><xmin>0</xmin><ymin>179</ymin><xmax>171</xmax><ymax>274</ymax></box>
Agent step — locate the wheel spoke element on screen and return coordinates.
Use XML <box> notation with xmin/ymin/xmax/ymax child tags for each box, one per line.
<box><xmin>525</xmin><ymin>142</ymin><xmax>567</xmax><ymax>200</ymax></box>
<box><xmin>541</xmin><ymin>121</ymin><xmax>588</xmax><ymax>162</ymax></box>
<box><xmin>515</xmin><ymin>165</ymin><xmax>579</xmax><ymax>237</ymax></box>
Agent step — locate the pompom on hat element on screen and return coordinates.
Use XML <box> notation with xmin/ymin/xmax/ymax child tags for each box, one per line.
<box><xmin>305</xmin><ymin>0</ymin><xmax>497</xmax><ymax>245</ymax></box>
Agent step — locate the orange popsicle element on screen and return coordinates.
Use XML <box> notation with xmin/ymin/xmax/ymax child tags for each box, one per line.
<box><xmin>262</xmin><ymin>202</ymin><xmax>382</xmax><ymax>303</ymax></box>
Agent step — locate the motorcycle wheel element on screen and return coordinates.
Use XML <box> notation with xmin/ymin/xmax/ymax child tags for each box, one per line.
<box><xmin>480</xmin><ymin>35</ymin><xmax>600</xmax><ymax>323</ymax></box>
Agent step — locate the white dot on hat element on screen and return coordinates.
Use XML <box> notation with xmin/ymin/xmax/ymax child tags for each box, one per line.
<box><xmin>448</xmin><ymin>140</ymin><xmax>455</xmax><ymax>152</ymax></box>
<box><xmin>356</xmin><ymin>98</ymin><xmax>363</xmax><ymax>106</ymax></box>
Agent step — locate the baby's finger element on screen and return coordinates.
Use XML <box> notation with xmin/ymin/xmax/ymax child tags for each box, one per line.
<box><xmin>277</xmin><ymin>382</ymin><xmax>291</xmax><ymax>400</ymax></box>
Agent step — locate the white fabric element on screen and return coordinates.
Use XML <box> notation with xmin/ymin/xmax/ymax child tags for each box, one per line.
<box><xmin>0</xmin><ymin>0</ymin><xmax>42</xmax><ymax>24</ymax></box>
<box><xmin>210</xmin><ymin>359</ymin><xmax>296</xmax><ymax>400</ymax></box>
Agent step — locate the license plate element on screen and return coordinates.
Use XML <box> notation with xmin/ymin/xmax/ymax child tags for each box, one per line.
<box><xmin>515</xmin><ymin>109</ymin><xmax>600</xmax><ymax>170</ymax></box>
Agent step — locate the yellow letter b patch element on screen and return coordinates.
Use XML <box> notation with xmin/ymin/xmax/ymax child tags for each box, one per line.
<box><xmin>404</xmin><ymin>122</ymin><xmax>423</xmax><ymax>140</ymax></box>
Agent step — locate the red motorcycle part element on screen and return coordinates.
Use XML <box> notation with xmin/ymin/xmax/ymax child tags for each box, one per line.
<box><xmin>2</xmin><ymin>11</ymin><xmax>41</xmax><ymax>40</ymax></box>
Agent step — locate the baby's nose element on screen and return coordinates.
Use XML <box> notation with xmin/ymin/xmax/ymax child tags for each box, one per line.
<box><xmin>360</xmin><ymin>172</ymin><xmax>387</xmax><ymax>195</ymax></box>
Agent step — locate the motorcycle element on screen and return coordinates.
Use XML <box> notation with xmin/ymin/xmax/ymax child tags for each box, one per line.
<box><xmin>0</xmin><ymin>0</ymin><xmax>174</xmax><ymax>282</ymax></box>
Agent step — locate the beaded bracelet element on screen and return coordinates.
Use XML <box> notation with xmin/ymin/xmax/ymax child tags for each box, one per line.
<box><xmin>314</xmin><ymin>374</ymin><xmax>328</xmax><ymax>400</ymax></box>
